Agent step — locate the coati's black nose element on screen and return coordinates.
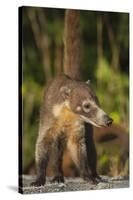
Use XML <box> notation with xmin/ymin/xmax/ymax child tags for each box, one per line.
<box><xmin>103</xmin><ymin>115</ymin><xmax>113</xmax><ymax>126</ymax></box>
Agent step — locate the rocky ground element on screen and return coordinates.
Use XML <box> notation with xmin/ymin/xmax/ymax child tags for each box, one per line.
<box><xmin>19</xmin><ymin>175</ymin><xmax>129</xmax><ymax>194</ymax></box>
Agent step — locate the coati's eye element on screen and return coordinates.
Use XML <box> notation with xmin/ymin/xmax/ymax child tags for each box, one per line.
<box><xmin>84</xmin><ymin>104</ymin><xmax>90</xmax><ymax>109</ymax></box>
<box><xmin>83</xmin><ymin>102</ymin><xmax>91</xmax><ymax>113</ymax></box>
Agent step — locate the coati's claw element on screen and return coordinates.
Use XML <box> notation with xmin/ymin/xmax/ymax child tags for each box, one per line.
<box><xmin>93</xmin><ymin>174</ymin><xmax>102</xmax><ymax>183</ymax></box>
<box><xmin>51</xmin><ymin>176</ymin><xmax>64</xmax><ymax>183</ymax></box>
<box><xmin>83</xmin><ymin>176</ymin><xmax>99</xmax><ymax>185</ymax></box>
<box><xmin>95</xmin><ymin>175</ymin><xmax>102</xmax><ymax>181</ymax></box>
<box><xmin>89</xmin><ymin>178</ymin><xmax>99</xmax><ymax>185</ymax></box>
<box><xmin>31</xmin><ymin>179</ymin><xmax>45</xmax><ymax>187</ymax></box>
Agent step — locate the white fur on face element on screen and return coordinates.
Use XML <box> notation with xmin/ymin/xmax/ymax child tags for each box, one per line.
<box><xmin>52</xmin><ymin>100</ymin><xmax>70</xmax><ymax>117</ymax></box>
<box><xmin>79</xmin><ymin>115</ymin><xmax>101</xmax><ymax>127</ymax></box>
<box><xmin>80</xmin><ymin>107</ymin><xmax>107</xmax><ymax>128</ymax></box>
<box><xmin>96</xmin><ymin>108</ymin><xmax>106</xmax><ymax>122</ymax></box>
<box><xmin>76</xmin><ymin>106</ymin><xmax>81</xmax><ymax>112</ymax></box>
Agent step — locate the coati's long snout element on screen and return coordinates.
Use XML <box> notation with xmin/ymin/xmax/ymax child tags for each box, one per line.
<box><xmin>79</xmin><ymin>110</ymin><xmax>113</xmax><ymax>128</ymax></box>
<box><xmin>78</xmin><ymin>94</ymin><xmax>113</xmax><ymax>128</ymax></box>
<box><xmin>78</xmin><ymin>95</ymin><xmax>113</xmax><ymax>128</ymax></box>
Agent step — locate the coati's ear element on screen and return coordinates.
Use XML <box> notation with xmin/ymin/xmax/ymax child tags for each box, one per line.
<box><xmin>60</xmin><ymin>86</ymin><xmax>71</xmax><ymax>99</ymax></box>
<box><xmin>86</xmin><ymin>80</ymin><xmax>91</xmax><ymax>85</ymax></box>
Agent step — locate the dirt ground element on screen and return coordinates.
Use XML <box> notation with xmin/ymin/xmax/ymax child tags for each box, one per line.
<box><xmin>19</xmin><ymin>175</ymin><xmax>129</xmax><ymax>194</ymax></box>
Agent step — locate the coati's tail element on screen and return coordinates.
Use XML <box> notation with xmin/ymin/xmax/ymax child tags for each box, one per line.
<box><xmin>64</xmin><ymin>10</ymin><xmax>82</xmax><ymax>80</ymax></box>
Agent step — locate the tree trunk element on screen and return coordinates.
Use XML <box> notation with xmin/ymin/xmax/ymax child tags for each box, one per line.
<box><xmin>27</xmin><ymin>8</ymin><xmax>52</xmax><ymax>82</ymax></box>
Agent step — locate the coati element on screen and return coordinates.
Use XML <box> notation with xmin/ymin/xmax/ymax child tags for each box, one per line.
<box><xmin>32</xmin><ymin>74</ymin><xmax>113</xmax><ymax>186</ymax></box>
<box><xmin>31</xmin><ymin>10</ymin><xmax>113</xmax><ymax>186</ymax></box>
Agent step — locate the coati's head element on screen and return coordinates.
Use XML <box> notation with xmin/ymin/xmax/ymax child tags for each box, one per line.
<box><xmin>60</xmin><ymin>80</ymin><xmax>113</xmax><ymax>128</ymax></box>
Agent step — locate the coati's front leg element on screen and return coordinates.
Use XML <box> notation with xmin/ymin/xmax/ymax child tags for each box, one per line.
<box><xmin>51</xmin><ymin>134</ymin><xmax>65</xmax><ymax>183</ymax></box>
<box><xmin>31</xmin><ymin>128</ymin><xmax>65</xmax><ymax>186</ymax></box>
<box><xmin>67</xmin><ymin>132</ymin><xmax>97</xmax><ymax>184</ymax></box>
<box><xmin>85</xmin><ymin>123</ymin><xmax>101</xmax><ymax>181</ymax></box>
<box><xmin>31</xmin><ymin>136</ymin><xmax>50</xmax><ymax>186</ymax></box>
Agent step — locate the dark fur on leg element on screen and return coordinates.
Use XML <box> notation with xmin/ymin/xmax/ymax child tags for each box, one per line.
<box><xmin>31</xmin><ymin>159</ymin><xmax>47</xmax><ymax>186</ymax></box>
<box><xmin>31</xmin><ymin>138</ymin><xmax>50</xmax><ymax>186</ymax></box>
<box><xmin>51</xmin><ymin>176</ymin><xmax>64</xmax><ymax>183</ymax></box>
<box><xmin>51</xmin><ymin>134</ymin><xmax>65</xmax><ymax>183</ymax></box>
<box><xmin>85</xmin><ymin>123</ymin><xmax>101</xmax><ymax>183</ymax></box>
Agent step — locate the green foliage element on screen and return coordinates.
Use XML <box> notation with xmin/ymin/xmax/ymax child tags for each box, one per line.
<box><xmin>98</xmin><ymin>154</ymin><xmax>110</xmax><ymax>174</ymax></box>
<box><xmin>96</xmin><ymin>57</ymin><xmax>129</xmax><ymax>125</ymax></box>
<box><xmin>22</xmin><ymin>79</ymin><xmax>43</xmax><ymax>169</ymax></box>
<box><xmin>110</xmin><ymin>112</ymin><xmax>120</xmax><ymax>124</ymax></box>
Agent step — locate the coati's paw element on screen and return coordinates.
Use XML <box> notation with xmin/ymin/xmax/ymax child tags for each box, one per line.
<box><xmin>92</xmin><ymin>174</ymin><xmax>102</xmax><ymax>182</ymax></box>
<box><xmin>31</xmin><ymin>178</ymin><xmax>45</xmax><ymax>187</ymax></box>
<box><xmin>94</xmin><ymin>174</ymin><xmax>102</xmax><ymax>181</ymax></box>
<box><xmin>90</xmin><ymin>177</ymin><xmax>99</xmax><ymax>184</ymax></box>
<box><xmin>83</xmin><ymin>175</ymin><xmax>99</xmax><ymax>185</ymax></box>
<box><xmin>51</xmin><ymin>175</ymin><xmax>64</xmax><ymax>183</ymax></box>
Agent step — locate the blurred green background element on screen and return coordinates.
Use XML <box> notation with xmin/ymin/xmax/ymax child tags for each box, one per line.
<box><xmin>22</xmin><ymin>7</ymin><xmax>129</xmax><ymax>176</ymax></box>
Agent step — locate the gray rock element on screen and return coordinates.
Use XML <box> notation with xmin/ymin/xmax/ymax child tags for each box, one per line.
<box><xmin>19</xmin><ymin>175</ymin><xmax>129</xmax><ymax>194</ymax></box>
